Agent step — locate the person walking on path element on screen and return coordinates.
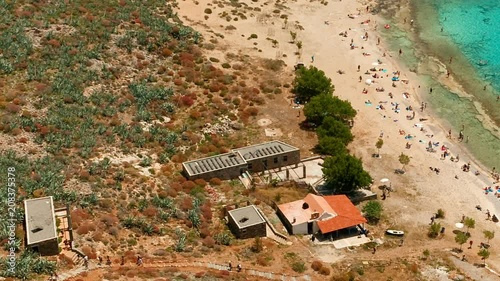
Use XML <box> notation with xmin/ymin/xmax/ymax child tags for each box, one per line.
<box><xmin>228</xmin><ymin>261</ymin><xmax>232</xmax><ymax>271</ymax></box>
<box><xmin>83</xmin><ymin>256</ymin><xmax>89</xmax><ymax>270</ymax></box>
<box><xmin>136</xmin><ymin>256</ymin><xmax>143</xmax><ymax>266</ymax></box>
<box><xmin>98</xmin><ymin>256</ymin><xmax>103</xmax><ymax>266</ymax></box>
<box><xmin>237</xmin><ymin>264</ymin><xmax>242</xmax><ymax>272</ymax></box>
<box><xmin>468</xmin><ymin>240</ymin><xmax>473</xmax><ymax>249</ymax></box>
<box><xmin>121</xmin><ymin>256</ymin><xmax>125</xmax><ymax>266</ymax></box>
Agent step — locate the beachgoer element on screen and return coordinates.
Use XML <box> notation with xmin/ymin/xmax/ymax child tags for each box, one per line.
<box><xmin>447</xmin><ymin>70</ymin><xmax>450</xmax><ymax>78</ymax></box>
<box><xmin>484</xmin><ymin>85</ymin><xmax>487</xmax><ymax>91</ymax></box>
<box><xmin>430</xmin><ymin>215</ymin><xmax>435</xmax><ymax>225</ymax></box>
<box><xmin>136</xmin><ymin>256</ymin><xmax>143</xmax><ymax>266</ymax></box>
<box><xmin>441</xmin><ymin>27</ymin><xmax>443</xmax><ymax>32</ymax></box>
<box><xmin>449</xmin><ymin>56</ymin><xmax>453</xmax><ymax>64</ymax></box>
<box><xmin>372</xmin><ymin>247</ymin><xmax>376</xmax><ymax>254</ymax></box>
<box><xmin>377</xmin><ymin>37</ymin><xmax>380</xmax><ymax>45</ymax></box>
<box><xmin>410</xmin><ymin>19</ymin><xmax>414</xmax><ymax>26</ymax></box>
<box><xmin>228</xmin><ymin>261</ymin><xmax>232</xmax><ymax>271</ymax></box>
<box><xmin>357</xmin><ymin>65</ymin><xmax>360</xmax><ymax>72</ymax></box>
<box><xmin>83</xmin><ymin>256</ymin><xmax>89</xmax><ymax>270</ymax></box>
<box><xmin>486</xmin><ymin>209</ymin><xmax>491</xmax><ymax>220</ymax></box>
<box><xmin>469</xmin><ymin>240</ymin><xmax>473</xmax><ymax>249</ymax></box>
<box><xmin>448</xmin><ymin>129</ymin><xmax>452</xmax><ymax>138</ymax></box>
<box><xmin>311</xmin><ymin>55</ymin><xmax>314</xmax><ymax>63</ymax></box>
<box><xmin>462</xmin><ymin>255</ymin><xmax>466</xmax><ymax>261</ymax></box>
<box><xmin>98</xmin><ymin>256</ymin><xmax>103</xmax><ymax>266</ymax></box>
<box><xmin>429</xmin><ymin>87</ymin><xmax>433</xmax><ymax>93</ymax></box>
<box><xmin>121</xmin><ymin>256</ymin><xmax>125</xmax><ymax>266</ymax></box>
<box><xmin>106</xmin><ymin>256</ymin><xmax>111</xmax><ymax>266</ymax></box>
<box><xmin>399</xmin><ymin>49</ymin><xmax>402</xmax><ymax>56</ymax></box>
<box><xmin>237</xmin><ymin>264</ymin><xmax>242</xmax><ymax>272</ymax></box>
<box><xmin>359</xmin><ymin>75</ymin><xmax>362</xmax><ymax>82</ymax></box>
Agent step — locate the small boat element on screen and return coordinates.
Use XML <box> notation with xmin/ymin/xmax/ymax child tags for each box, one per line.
<box><xmin>386</xmin><ymin>229</ymin><xmax>405</xmax><ymax>236</ymax></box>
<box><xmin>478</xmin><ymin>60</ymin><xmax>488</xmax><ymax>66</ymax></box>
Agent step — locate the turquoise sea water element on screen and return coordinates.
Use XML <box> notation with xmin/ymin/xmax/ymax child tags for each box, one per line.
<box><xmin>379</xmin><ymin>0</ymin><xmax>500</xmax><ymax>169</ymax></box>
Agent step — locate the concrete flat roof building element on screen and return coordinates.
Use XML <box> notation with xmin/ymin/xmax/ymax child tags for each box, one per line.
<box><xmin>228</xmin><ymin>205</ymin><xmax>266</xmax><ymax>229</ymax></box>
<box><xmin>182</xmin><ymin>140</ymin><xmax>300</xmax><ymax>180</ymax></box>
<box><xmin>24</xmin><ymin>196</ymin><xmax>58</xmax><ymax>245</ymax></box>
<box><xmin>227</xmin><ymin>205</ymin><xmax>267</xmax><ymax>239</ymax></box>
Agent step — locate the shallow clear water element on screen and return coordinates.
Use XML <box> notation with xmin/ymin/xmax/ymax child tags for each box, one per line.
<box><xmin>378</xmin><ymin>0</ymin><xmax>500</xmax><ymax>169</ymax></box>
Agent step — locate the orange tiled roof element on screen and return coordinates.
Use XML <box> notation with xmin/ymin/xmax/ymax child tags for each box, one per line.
<box><xmin>316</xmin><ymin>195</ymin><xmax>367</xmax><ymax>234</ymax></box>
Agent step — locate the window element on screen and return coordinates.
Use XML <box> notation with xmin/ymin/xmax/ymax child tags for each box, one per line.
<box><xmin>283</xmin><ymin>155</ymin><xmax>288</xmax><ymax>162</ymax></box>
<box><xmin>273</xmin><ymin>157</ymin><xmax>278</xmax><ymax>164</ymax></box>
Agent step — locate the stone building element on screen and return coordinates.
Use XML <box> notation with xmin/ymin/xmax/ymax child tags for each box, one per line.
<box><xmin>24</xmin><ymin>196</ymin><xmax>59</xmax><ymax>256</ymax></box>
<box><xmin>227</xmin><ymin>205</ymin><xmax>267</xmax><ymax>239</ymax></box>
<box><xmin>182</xmin><ymin>140</ymin><xmax>300</xmax><ymax>180</ymax></box>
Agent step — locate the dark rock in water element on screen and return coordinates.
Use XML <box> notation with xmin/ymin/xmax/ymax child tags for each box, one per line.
<box><xmin>478</xmin><ymin>60</ymin><xmax>488</xmax><ymax>66</ymax></box>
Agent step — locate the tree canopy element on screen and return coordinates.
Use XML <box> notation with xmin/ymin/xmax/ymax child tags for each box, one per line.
<box><xmin>293</xmin><ymin>66</ymin><xmax>334</xmax><ymax>103</ymax></box>
<box><xmin>322</xmin><ymin>154</ymin><xmax>372</xmax><ymax>194</ymax></box>
<box><xmin>303</xmin><ymin>94</ymin><xmax>356</xmax><ymax>126</ymax></box>
<box><xmin>317</xmin><ymin>116</ymin><xmax>353</xmax><ymax>145</ymax></box>
<box><xmin>316</xmin><ymin>136</ymin><xmax>348</xmax><ymax>156</ymax></box>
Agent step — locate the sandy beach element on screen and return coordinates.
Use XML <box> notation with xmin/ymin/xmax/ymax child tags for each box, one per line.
<box><xmin>176</xmin><ymin>0</ymin><xmax>500</xmax><ymax>276</ymax></box>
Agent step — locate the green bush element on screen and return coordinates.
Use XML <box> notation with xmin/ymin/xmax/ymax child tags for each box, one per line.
<box><xmin>362</xmin><ymin>201</ymin><xmax>382</xmax><ymax>224</ymax></box>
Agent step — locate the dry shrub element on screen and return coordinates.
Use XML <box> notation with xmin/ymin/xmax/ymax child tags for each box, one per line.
<box><xmin>202</xmin><ymin>236</ymin><xmax>215</xmax><ymax>248</ymax></box>
<box><xmin>311</xmin><ymin>260</ymin><xmax>323</xmax><ymax>271</ymax></box>
<box><xmin>158</xmin><ymin>190</ymin><xmax>169</xmax><ymax>199</ymax></box>
<box><xmin>182</xmin><ymin>180</ymin><xmax>196</xmax><ymax>191</ymax></box>
<box><xmin>181</xmin><ymin>95</ymin><xmax>194</xmax><ymax>106</ymax></box>
<box><xmin>209</xmin><ymin>178</ymin><xmax>222</xmax><ymax>185</ymax></box>
<box><xmin>199</xmin><ymin>227</ymin><xmax>211</xmax><ymax>238</ymax></box>
<box><xmin>101</xmin><ymin>214</ymin><xmax>119</xmax><ymax>227</ymax></box>
<box><xmin>190</xmin><ymin>110</ymin><xmax>201</xmax><ymax>119</ymax></box>
<box><xmin>76</xmin><ymin>222</ymin><xmax>96</xmax><ymax>235</ymax></box>
<box><xmin>143</xmin><ymin>207</ymin><xmax>158</xmax><ymax>217</ymax></box>
<box><xmin>244</xmin><ymin>107</ymin><xmax>259</xmax><ymax>116</ymax></box>
<box><xmin>5</xmin><ymin>103</ymin><xmax>21</xmax><ymax>113</ymax></box>
<box><xmin>194</xmin><ymin>179</ymin><xmax>206</xmax><ymax>186</ymax></box>
<box><xmin>161</xmin><ymin>48</ymin><xmax>173</xmax><ymax>57</ymax></box>
<box><xmin>180</xmin><ymin>196</ymin><xmax>193</xmax><ymax>211</ymax></box>
<box><xmin>47</xmin><ymin>39</ymin><xmax>61</xmax><ymax>48</ymax></box>
<box><xmin>81</xmin><ymin>246</ymin><xmax>97</xmax><ymax>259</ymax></box>
<box><xmin>319</xmin><ymin>266</ymin><xmax>331</xmax><ymax>275</ymax></box>
<box><xmin>200</xmin><ymin>205</ymin><xmax>212</xmax><ymax>221</ymax></box>
<box><xmin>171</xmin><ymin>182</ymin><xmax>182</xmax><ymax>192</ymax></box>
<box><xmin>32</xmin><ymin>189</ymin><xmax>45</xmax><ymax>198</ymax></box>
<box><xmin>256</xmin><ymin>255</ymin><xmax>271</xmax><ymax>266</ymax></box>
<box><xmin>92</xmin><ymin>231</ymin><xmax>103</xmax><ymax>242</ymax></box>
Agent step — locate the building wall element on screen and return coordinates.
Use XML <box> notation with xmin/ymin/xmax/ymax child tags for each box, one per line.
<box><xmin>184</xmin><ymin>164</ymin><xmax>247</xmax><ymax>181</ymax></box>
<box><xmin>292</xmin><ymin>222</ymin><xmax>308</xmax><ymax>235</ymax></box>
<box><xmin>28</xmin><ymin>239</ymin><xmax>59</xmax><ymax>256</ymax></box>
<box><xmin>246</xmin><ymin>150</ymin><xmax>300</xmax><ymax>173</ymax></box>
<box><xmin>228</xmin><ymin>217</ymin><xmax>266</xmax><ymax>239</ymax></box>
<box><xmin>276</xmin><ymin>208</ymin><xmax>293</xmax><ymax>235</ymax></box>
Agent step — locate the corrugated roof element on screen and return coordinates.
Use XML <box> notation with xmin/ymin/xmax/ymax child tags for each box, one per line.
<box><xmin>317</xmin><ymin>195</ymin><xmax>367</xmax><ymax>233</ymax></box>
<box><xmin>182</xmin><ymin>152</ymin><xmax>246</xmax><ymax>176</ymax></box>
<box><xmin>235</xmin><ymin>140</ymin><xmax>298</xmax><ymax>161</ymax></box>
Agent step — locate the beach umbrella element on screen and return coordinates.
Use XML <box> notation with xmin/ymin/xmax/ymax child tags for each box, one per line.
<box><xmin>380</xmin><ymin>178</ymin><xmax>390</xmax><ymax>183</ymax></box>
<box><xmin>455</xmin><ymin>223</ymin><xmax>464</xmax><ymax>229</ymax></box>
<box><xmin>365</xmin><ymin>79</ymin><xmax>372</xmax><ymax>85</ymax></box>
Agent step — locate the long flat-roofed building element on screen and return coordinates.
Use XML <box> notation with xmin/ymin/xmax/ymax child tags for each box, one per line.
<box><xmin>182</xmin><ymin>140</ymin><xmax>300</xmax><ymax>180</ymax></box>
<box><xmin>24</xmin><ymin>196</ymin><xmax>59</xmax><ymax>256</ymax></box>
